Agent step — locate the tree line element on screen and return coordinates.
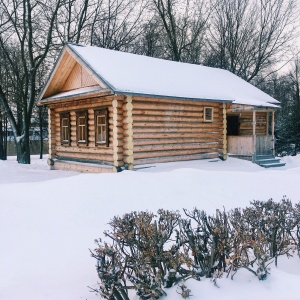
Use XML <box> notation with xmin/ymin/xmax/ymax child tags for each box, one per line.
<box><xmin>0</xmin><ymin>0</ymin><xmax>299</xmax><ymax>163</ymax></box>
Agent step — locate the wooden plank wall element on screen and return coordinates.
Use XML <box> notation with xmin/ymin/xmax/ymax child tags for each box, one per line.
<box><xmin>50</xmin><ymin>96</ymin><xmax>115</xmax><ymax>164</ymax></box>
<box><xmin>43</xmin><ymin>50</ymin><xmax>76</xmax><ymax>98</ymax></box>
<box><xmin>61</xmin><ymin>62</ymin><xmax>99</xmax><ymax>92</ymax></box>
<box><xmin>131</xmin><ymin>97</ymin><xmax>224</xmax><ymax>165</ymax></box>
<box><xmin>239</xmin><ymin>112</ymin><xmax>267</xmax><ymax>136</ymax></box>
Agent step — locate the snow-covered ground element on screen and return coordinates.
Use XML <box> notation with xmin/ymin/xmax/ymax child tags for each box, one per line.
<box><xmin>1</xmin><ymin>155</ymin><xmax>300</xmax><ymax>300</ymax></box>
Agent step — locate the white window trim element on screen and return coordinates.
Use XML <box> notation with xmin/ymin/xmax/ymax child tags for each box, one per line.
<box><xmin>204</xmin><ymin>107</ymin><xmax>214</xmax><ymax>122</ymax></box>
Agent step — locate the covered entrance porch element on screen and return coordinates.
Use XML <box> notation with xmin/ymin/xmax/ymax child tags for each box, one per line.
<box><xmin>226</xmin><ymin>104</ymin><xmax>283</xmax><ymax>167</ymax></box>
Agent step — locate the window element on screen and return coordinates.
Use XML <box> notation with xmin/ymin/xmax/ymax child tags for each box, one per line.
<box><xmin>76</xmin><ymin>111</ymin><xmax>88</xmax><ymax>145</ymax></box>
<box><xmin>60</xmin><ymin>112</ymin><xmax>70</xmax><ymax>145</ymax></box>
<box><xmin>204</xmin><ymin>107</ymin><xmax>213</xmax><ymax>122</ymax></box>
<box><xmin>95</xmin><ymin>109</ymin><xmax>109</xmax><ymax>146</ymax></box>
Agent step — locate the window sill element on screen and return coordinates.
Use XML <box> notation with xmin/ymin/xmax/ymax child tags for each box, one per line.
<box><xmin>96</xmin><ymin>142</ymin><xmax>108</xmax><ymax>147</ymax></box>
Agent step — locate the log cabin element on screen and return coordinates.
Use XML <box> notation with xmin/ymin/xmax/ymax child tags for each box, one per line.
<box><xmin>37</xmin><ymin>43</ymin><xmax>283</xmax><ymax>172</ymax></box>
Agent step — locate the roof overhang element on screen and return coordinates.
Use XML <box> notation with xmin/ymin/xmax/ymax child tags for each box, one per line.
<box><xmin>37</xmin><ymin>88</ymin><xmax>113</xmax><ymax>106</ymax></box>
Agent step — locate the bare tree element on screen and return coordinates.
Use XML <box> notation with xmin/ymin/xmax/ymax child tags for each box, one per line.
<box><xmin>0</xmin><ymin>109</ymin><xmax>8</xmax><ymax>160</ymax></box>
<box><xmin>0</xmin><ymin>0</ymin><xmax>65</xmax><ymax>164</ymax></box>
<box><xmin>133</xmin><ymin>17</ymin><xmax>164</xmax><ymax>57</ymax></box>
<box><xmin>90</xmin><ymin>0</ymin><xmax>146</xmax><ymax>51</ymax></box>
<box><xmin>151</xmin><ymin>0</ymin><xmax>211</xmax><ymax>63</ymax></box>
<box><xmin>207</xmin><ymin>0</ymin><xmax>299</xmax><ymax>82</ymax></box>
<box><xmin>54</xmin><ymin>0</ymin><xmax>98</xmax><ymax>45</ymax></box>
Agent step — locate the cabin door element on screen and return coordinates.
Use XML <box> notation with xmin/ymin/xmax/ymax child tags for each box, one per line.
<box><xmin>256</xmin><ymin>136</ymin><xmax>273</xmax><ymax>155</ymax></box>
<box><xmin>227</xmin><ymin>115</ymin><xmax>239</xmax><ymax>136</ymax></box>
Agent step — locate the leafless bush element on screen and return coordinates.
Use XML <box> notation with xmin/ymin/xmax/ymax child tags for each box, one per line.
<box><xmin>91</xmin><ymin>198</ymin><xmax>300</xmax><ymax>299</ymax></box>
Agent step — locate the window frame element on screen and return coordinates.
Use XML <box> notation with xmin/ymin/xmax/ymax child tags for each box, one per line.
<box><xmin>94</xmin><ymin>108</ymin><xmax>109</xmax><ymax>147</ymax></box>
<box><xmin>76</xmin><ymin>110</ymin><xmax>88</xmax><ymax>145</ymax></box>
<box><xmin>204</xmin><ymin>107</ymin><xmax>214</xmax><ymax>122</ymax></box>
<box><xmin>60</xmin><ymin>112</ymin><xmax>70</xmax><ymax>146</ymax></box>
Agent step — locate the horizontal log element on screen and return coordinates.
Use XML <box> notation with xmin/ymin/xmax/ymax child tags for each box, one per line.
<box><xmin>133</xmin><ymin>152</ymin><xmax>219</xmax><ymax>165</ymax></box>
<box><xmin>56</xmin><ymin>145</ymin><xmax>113</xmax><ymax>154</ymax></box>
<box><xmin>133</xmin><ymin>137</ymin><xmax>220</xmax><ymax>146</ymax></box>
<box><xmin>133</xmin><ymin>142</ymin><xmax>219</xmax><ymax>153</ymax></box>
<box><xmin>134</xmin><ymin>133</ymin><xmax>222</xmax><ymax>140</ymax></box>
<box><xmin>133</xmin><ymin>148</ymin><xmax>219</xmax><ymax>159</ymax></box>
<box><xmin>132</xmin><ymin>114</ymin><xmax>219</xmax><ymax>123</ymax></box>
<box><xmin>132</xmin><ymin>102</ymin><xmax>221</xmax><ymax>113</ymax></box>
<box><xmin>53</xmin><ymin>98</ymin><xmax>114</xmax><ymax>112</ymax></box>
<box><xmin>112</xmin><ymin>101</ymin><xmax>124</xmax><ymax>109</ymax></box>
<box><xmin>56</xmin><ymin>149</ymin><xmax>113</xmax><ymax>160</ymax></box>
<box><xmin>88</xmin><ymin>125</ymin><xmax>96</xmax><ymax>131</ymax></box>
<box><xmin>132</xmin><ymin>125</ymin><xmax>221</xmax><ymax>134</ymax></box>
<box><xmin>132</xmin><ymin>97</ymin><xmax>222</xmax><ymax>107</ymax></box>
<box><xmin>108</xmin><ymin>118</ymin><xmax>123</xmax><ymax>125</ymax></box>
<box><xmin>132</xmin><ymin>121</ymin><xmax>220</xmax><ymax>129</ymax></box>
<box><xmin>53</xmin><ymin>161</ymin><xmax>114</xmax><ymax>173</ymax></box>
<box><xmin>131</xmin><ymin>110</ymin><xmax>208</xmax><ymax>118</ymax></box>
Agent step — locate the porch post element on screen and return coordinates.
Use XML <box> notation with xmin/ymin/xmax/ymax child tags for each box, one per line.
<box><xmin>266</xmin><ymin>112</ymin><xmax>269</xmax><ymax>135</ymax></box>
<box><xmin>222</xmin><ymin>103</ymin><xmax>227</xmax><ymax>160</ymax></box>
<box><xmin>272</xmin><ymin>111</ymin><xmax>275</xmax><ymax>156</ymax></box>
<box><xmin>252</xmin><ymin>110</ymin><xmax>256</xmax><ymax>162</ymax></box>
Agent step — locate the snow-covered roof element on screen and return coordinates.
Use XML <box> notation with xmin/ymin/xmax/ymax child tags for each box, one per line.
<box><xmin>44</xmin><ymin>86</ymin><xmax>105</xmax><ymax>100</ymax></box>
<box><xmin>66</xmin><ymin>43</ymin><xmax>279</xmax><ymax>107</ymax></box>
<box><xmin>40</xmin><ymin>43</ymin><xmax>279</xmax><ymax>107</ymax></box>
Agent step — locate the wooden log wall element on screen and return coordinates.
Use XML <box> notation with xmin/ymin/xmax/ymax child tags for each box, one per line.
<box><xmin>131</xmin><ymin>97</ymin><xmax>224</xmax><ymax>165</ymax></box>
<box><xmin>123</xmin><ymin>96</ymin><xmax>134</xmax><ymax>167</ymax></box>
<box><xmin>50</xmin><ymin>96</ymin><xmax>116</xmax><ymax>165</ymax></box>
<box><xmin>48</xmin><ymin>94</ymin><xmax>227</xmax><ymax>168</ymax></box>
<box><xmin>239</xmin><ymin>112</ymin><xmax>267</xmax><ymax>136</ymax></box>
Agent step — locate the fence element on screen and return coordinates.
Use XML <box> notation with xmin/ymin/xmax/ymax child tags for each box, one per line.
<box><xmin>7</xmin><ymin>140</ymin><xmax>49</xmax><ymax>156</ymax></box>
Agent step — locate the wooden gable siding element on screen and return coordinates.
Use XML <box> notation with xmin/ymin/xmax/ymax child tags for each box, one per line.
<box><xmin>61</xmin><ymin>62</ymin><xmax>99</xmax><ymax>92</ymax></box>
<box><xmin>49</xmin><ymin>96</ymin><xmax>116</xmax><ymax>165</ymax></box>
<box><xmin>42</xmin><ymin>48</ymin><xmax>107</xmax><ymax>100</ymax></box>
<box><xmin>130</xmin><ymin>96</ymin><xmax>224</xmax><ymax>165</ymax></box>
<box><xmin>44</xmin><ymin>50</ymin><xmax>76</xmax><ymax>98</ymax></box>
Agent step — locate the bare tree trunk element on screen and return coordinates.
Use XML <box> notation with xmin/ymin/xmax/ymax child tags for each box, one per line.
<box><xmin>4</xmin><ymin>115</ymin><xmax>7</xmax><ymax>159</ymax></box>
<box><xmin>16</xmin><ymin>131</ymin><xmax>30</xmax><ymax>164</ymax></box>
<box><xmin>0</xmin><ymin>109</ymin><xmax>5</xmax><ymax>160</ymax></box>
<box><xmin>39</xmin><ymin>106</ymin><xmax>43</xmax><ymax>159</ymax></box>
